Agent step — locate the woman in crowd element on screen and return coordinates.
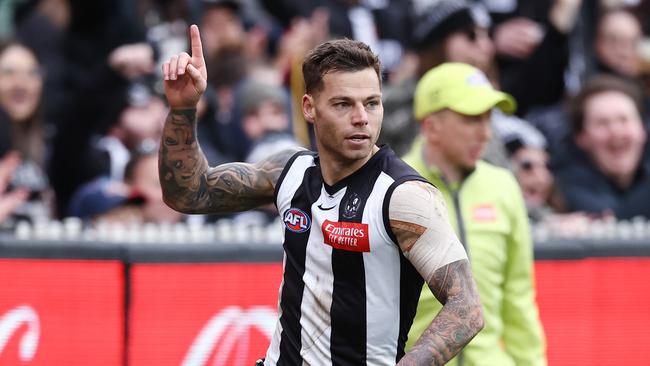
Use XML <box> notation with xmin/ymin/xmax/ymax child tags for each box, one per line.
<box><xmin>0</xmin><ymin>41</ymin><xmax>53</xmax><ymax>222</ymax></box>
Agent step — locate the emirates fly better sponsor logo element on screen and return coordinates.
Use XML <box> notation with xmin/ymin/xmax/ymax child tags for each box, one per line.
<box><xmin>321</xmin><ymin>220</ymin><xmax>370</xmax><ymax>252</ymax></box>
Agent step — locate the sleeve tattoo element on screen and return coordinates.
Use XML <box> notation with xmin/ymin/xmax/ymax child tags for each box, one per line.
<box><xmin>398</xmin><ymin>260</ymin><xmax>484</xmax><ymax>365</ymax></box>
<box><xmin>159</xmin><ymin>108</ymin><xmax>303</xmax><ymax>213</ymax></box>
<box><xmin>399</xmin><ymin>259</ymin><xmax>483</xmax><ymax>365</ymax></box>
<box><xmin>390</xmin><ymin>182</ymin><xmax>483</xmax><ymax>365</ymax></box>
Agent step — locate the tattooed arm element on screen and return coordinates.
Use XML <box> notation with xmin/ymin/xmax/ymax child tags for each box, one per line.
<box><xmin>159</xmin><ymin>25</ymin><xmax>305</xmax><ymax>213</ymax></box>
<box><xmin>390</xmin><ymin>181</ymin><xmax>484</xmax><ymax>365</ymax></box>
<box><xmin>159</xmin><ymin>108</ymin><xmax>302</xmax><ymax>213</ymax></box>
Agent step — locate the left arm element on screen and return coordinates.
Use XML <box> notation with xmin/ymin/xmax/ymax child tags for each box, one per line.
<box><xmin>501</xmin><ymin>177</ymin><xmax>547</xmax><ymax>365</ymax></box>
<box><xmin>390</xmin><ymin>181</ymin><xmax>484</xmax><ymax>365</ymax></box>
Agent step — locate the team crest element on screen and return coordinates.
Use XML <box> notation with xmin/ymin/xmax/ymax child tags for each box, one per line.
<box><xmin>283</xmin><ymin>208</ymin><xmax>311</xmax><ymax>233</ymax></box>
<box><xmin>342</xmin><ymin>193</ymin><xmax>362</xmax><ymax>219</ymax></box>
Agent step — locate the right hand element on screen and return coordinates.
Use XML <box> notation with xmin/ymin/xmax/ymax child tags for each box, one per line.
<box><xmin>162</xmin><ymin>24</ymin><xmax>208</xmax><ymax>109</ymax></box>
<box><xmin>493</xmin><ymin>18</ymin><xmax>544</xmax><ymax>60</ymax></box>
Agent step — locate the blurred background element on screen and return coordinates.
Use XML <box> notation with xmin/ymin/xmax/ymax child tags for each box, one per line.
<box><xmin>1</xmin><ymin>0</ymin><xmax>650</xmax><ymax>365</ymax></box>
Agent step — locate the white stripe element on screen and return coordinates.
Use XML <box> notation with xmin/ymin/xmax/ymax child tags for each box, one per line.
<box><xmin>299</xmin><ymin>186</ymin><xmax>345</xmax><ymax>365</ymax></box>
<box><xmin>267</xmin><ymin>155</ymin><xmax>315</xmax><ymax>365</ymax></box>
<box><xmin>276</xmin><ymin>155</ymin><xmax>316</xmax><ymax>215</ymax></box>
<box><xmin>363</xmin><ymin>172</ymin><xmax>400</xmax><ymax>364</ymax></box>
<box><xmin>264</xmin><ymin>253</ymin><xmax>286</xmax><ymax>365</ymax></box>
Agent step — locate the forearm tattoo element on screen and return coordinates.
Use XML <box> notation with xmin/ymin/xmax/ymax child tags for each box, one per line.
<box><xmin>398</xmin><ymin>260</ymin><xmax>484</xmax><ymax>366</ymax></box>
<box><xmin>159</xmin><ymin>108</ymin><xmax>299</xmax><ymax>213</ymax></box>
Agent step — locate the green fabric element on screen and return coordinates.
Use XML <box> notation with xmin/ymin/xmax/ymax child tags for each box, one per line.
<box><xmin>403</xmin><ymin>137</ymin><xmax>546</xmax><ymax>366</ymax></box>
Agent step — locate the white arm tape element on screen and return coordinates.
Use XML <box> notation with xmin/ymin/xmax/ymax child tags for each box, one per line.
<box><xmin>389</xmin><ymin>181</ymin><xmax>468</xmax><ymax>282</ymax></box>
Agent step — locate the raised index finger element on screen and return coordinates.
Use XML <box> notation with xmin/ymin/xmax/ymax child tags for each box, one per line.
<box><xmin>190</xmin><ymin>24</ymin><xmax>205</xmax><ymax>67</ymax></box>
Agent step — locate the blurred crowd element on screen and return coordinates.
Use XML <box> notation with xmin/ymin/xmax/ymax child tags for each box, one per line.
<box><xmin>0</xmin><ymin>0</ymin><xmax>649</xmax><ymax>232</ymax></box>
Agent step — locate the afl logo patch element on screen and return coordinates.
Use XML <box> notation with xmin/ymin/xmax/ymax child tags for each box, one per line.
<box><xmin>283</xmin><ymin>208</ymin><xmax>311</xmax><ymax>233</ymax></box>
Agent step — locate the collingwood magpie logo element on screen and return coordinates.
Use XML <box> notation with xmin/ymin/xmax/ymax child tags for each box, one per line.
<box><xmin>342</xmin><ymin>193</ymin><xmax>362</xmax><ymax>219</ymax></box>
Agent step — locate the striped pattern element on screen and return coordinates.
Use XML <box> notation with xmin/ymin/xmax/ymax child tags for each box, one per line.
<box><xmin>266</xmin><ymin>146</ymin><xmax>426</xmax><ymax>365</ymax></box>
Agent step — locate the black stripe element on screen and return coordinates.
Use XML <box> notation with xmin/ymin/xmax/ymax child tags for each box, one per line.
<box><xmin>329</xmin><ymin>171</ymin><xmax>378</xmax><ymax>365</ymax></box>
<box><xmin>380</xmin><ymin>176</ymin><xmax>430</xmax><ymax>362</ymax></box>
<box><xmin>396</xmin><ymin>255</ymin><xmax>424</xmax><ymax>362</ymax></box>
<box><xmin>278</xmin><ymin>164</ymin><xmax>319</xmax><ymax>365</ymax></box>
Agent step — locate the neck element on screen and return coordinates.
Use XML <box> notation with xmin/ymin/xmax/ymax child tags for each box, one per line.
<box><xmin>423</xmin><ymin>143</ymin><xmax>464</xmax><ymax>184</ymax></box>
<box><xmin>319</xmin><ymin>145</ymin><xmax>379</xmax><ymax>186</ymax></box>
<box><xmin>610</xmin><ymin>171</ymin><xmax>636</xmax><ymax>190</ymax></box>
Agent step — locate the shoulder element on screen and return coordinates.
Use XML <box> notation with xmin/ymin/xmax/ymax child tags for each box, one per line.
<box><xmin>378</xmin><ymin>145</ymin><xmax>426</xmax><ymax>182</ymax></box>
<box><xmin>257</xmin><ymin>146</ymin><xmax>310</xmax><ymax>171</ymax></box>
<box><xmin>389</xmin><ymin>180</ymin><xmax>444</xmax><ymax>219</ymax></box>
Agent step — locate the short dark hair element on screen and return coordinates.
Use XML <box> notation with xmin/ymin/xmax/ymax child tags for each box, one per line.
<box><xmin>569</xmin><ymin>74</ymin><xmax>644</xmax><ymax>135</ymax></box>
<box><xmin>302</xmin><ymin>38</ymin><xmax>381</xmax><ymax>94</ymax></box>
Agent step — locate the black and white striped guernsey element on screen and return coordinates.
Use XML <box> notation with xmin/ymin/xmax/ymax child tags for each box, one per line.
<box><xmin>265</xmin><ymin>145</ymin><xmax>429</xmax><ymax>365</ymax></box>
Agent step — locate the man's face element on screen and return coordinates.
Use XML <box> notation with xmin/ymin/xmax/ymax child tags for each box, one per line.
<box><xmin>577</xmin><ymin>91</ymin><xmax>646</xmax><ymax>181</ymax></box>
<box><xmin>303</xmin><ymin>68</ymin><xmax>383</xmax><ymax>165</ymax></box>
<box><xmin>424</xmin><ymin>109</ymin><xmax>492</xmax><ymax>173</ymax></box>
<box><xmin>445</xmin><ymin>27</ymin><xmax>495</xmax><ymax>74</ymax></box>
<box><xmin>595</xmin><ymin>11</ymin><xmax>641</xmax><ymax>77</ymax></box>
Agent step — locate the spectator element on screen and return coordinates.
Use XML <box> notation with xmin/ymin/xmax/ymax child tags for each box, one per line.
<box><xmin>526</xmin><ymin>6</ymin><xmax>647</xmax><ymax>155</ymax></box>
<box><xmin>497</xmin><ymin>113</ymin><xmax>552</xmax><ymax>206</ymax></box>
<box><xmin>594</xmin><ymin>7</ymin><xmax>643</xmax><ymax>78</ymax></box>
<box><xmin>553</xmin><ymin>74</ymin><xmax>650</xmax><ymax>219</ymax></box>
<box><xmin>593</xmin><ymin>7</ymin><xmax>650</xmax><ymax>117</ymax></box>
<box><xmin>501</xmin><ymin>115</ymin><xmax>592</xmax><ymax>234</ymax></box>
<box><xmin>232</xmin><ymin>79</ymin><xmax>300</xmax><ymax>225</ymax></box>
<box><xmin>382</xmin><ymin>0</ymin><xmax>503</xmax><ymax>159</ymax></box>
<box><xmin>86</xmin><ymin>87</ymin><xmax>166</xmax><ymax>182</ymax></box>
<box><xmin>0</xmin><ymin>41</ymin><xmax>54</xmax><ymax>222</ymax></box>
<box><xmin>14</xmin><ymin>0</ymin><xmax>70</xmax><ymax>127</ymax></box>
<box><xmin>404</xmin><ymin>62</ymin><xmax>547</xmax><ymax>365</ymax></box>
<box><xmin>200</xmin><ymin>0</ymin><xmax>272</xmax><ymax>67</ymax></box>
<box><xmin>69</xmin><ymin>148</ymin><xmax>182</xmax><ymax>224</ymax></box>
<box><xmin>196</xmin><ymin>0</ymin><xmax>260</xmax><ymax>164</ymax></box>
<box><xmin>48</xmin><ymin>0</ymin><xmax>154</xmax><ymax>217</ymax></box>
<box><xmin>238</xmin><ymin>79</ymin><xmax>298</xmax><ymax>164</ymax></box>
<box><xmin>115</xmin><ymin>148</ymin><xmax>182</xmax><ymax>224</ymax></box>
<box><xmin>482</xmin><ymin>0</ymin><xmax>583</xmax><ymax>116</ymax></box>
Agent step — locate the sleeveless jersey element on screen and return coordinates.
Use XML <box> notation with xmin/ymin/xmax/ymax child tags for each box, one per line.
<box><xmin>265</xmin><ymin>145</ymin><xmax>428</xmax><ymax>365</ymax></box>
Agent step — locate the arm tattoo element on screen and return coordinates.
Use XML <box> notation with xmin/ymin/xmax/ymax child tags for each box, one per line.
<box><xmin>398</xmin><ymin>260</ymin><xmax>484</xmax><ymax>366</ymax></box>
<box><xmin>159</xmin><ymin>108</ymin><xmax>303</xmax><ymax>213</ymax></box>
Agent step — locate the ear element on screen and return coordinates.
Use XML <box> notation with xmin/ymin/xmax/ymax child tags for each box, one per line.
<box><xmin>421</xmin><ymin>114</ymin><xmax>441</xmax><ymax>144</ymax></box>
<box><xmin>302</xmin><ymin>94</ymin><xmax>315</xmax><ymax>124</ymax></box>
